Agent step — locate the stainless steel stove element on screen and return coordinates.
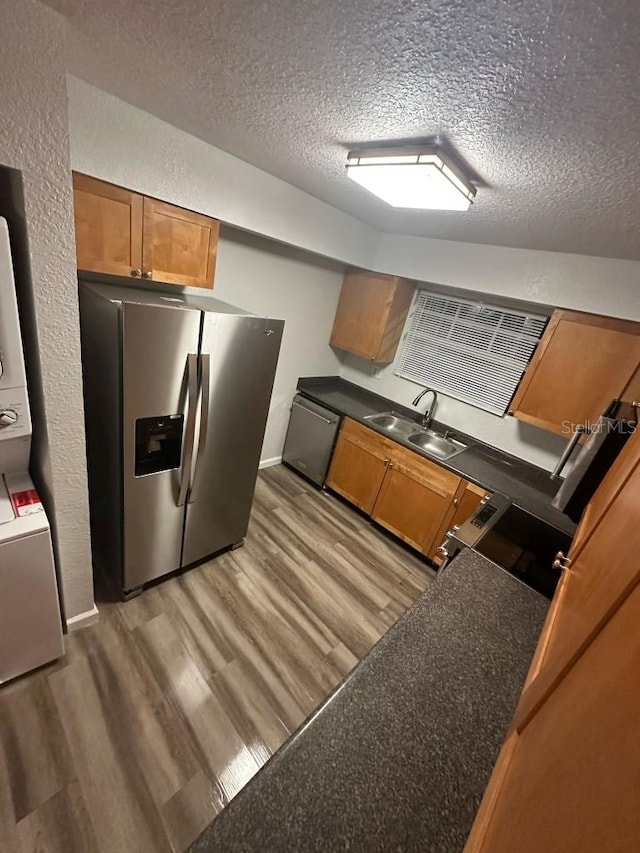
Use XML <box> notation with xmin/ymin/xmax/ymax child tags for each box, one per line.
<box><xmin>438</xmin><ymin>492</ymin><xmax>573</xmax><ymax>599</ymax></box>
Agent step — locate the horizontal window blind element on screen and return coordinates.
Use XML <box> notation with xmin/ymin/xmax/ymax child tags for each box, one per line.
<box><xmin>396</xmin><ymin>291</ymin><xmax>548</xmax><ymax>415</ymax></box>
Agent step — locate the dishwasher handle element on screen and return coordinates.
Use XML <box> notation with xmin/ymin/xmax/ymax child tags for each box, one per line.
<box><xmin>291</xmin><ymin>399</ymin><xmax>337</xmax><ymax>425</ymax></box>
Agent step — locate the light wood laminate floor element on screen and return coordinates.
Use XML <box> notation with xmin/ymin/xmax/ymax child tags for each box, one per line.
<box><xmin>0</xmin><ymin>465</ymin><xmax>434</xmax><ymax>853</ymax></box>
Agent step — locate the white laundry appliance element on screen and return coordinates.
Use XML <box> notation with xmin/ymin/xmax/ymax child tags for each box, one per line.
<box><xmin>0</xmin><ymin>217</ymin><xmax>63</xmax><ymax>684</ymax></box>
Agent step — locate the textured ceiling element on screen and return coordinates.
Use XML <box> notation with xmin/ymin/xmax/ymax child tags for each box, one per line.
<box><xmin>46</xmin><ymin>0</ymin><xmax>640</xmax><ymax>260</ymax></box>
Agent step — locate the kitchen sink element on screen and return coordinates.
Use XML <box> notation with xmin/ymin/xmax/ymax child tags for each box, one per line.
<box><xmin>365</xmin><ymin>412</ymin><xmax>415</xmax><ymax>434</ymax></box>
<box><xmin>364</xmin><ymin>411</ymin><xmax>469</xmax><ymax>461</ymax></box>
<box><xmin>407</xmin><ymin>432</ymin><xmax>467</xmax><ymax>461</ymax></box>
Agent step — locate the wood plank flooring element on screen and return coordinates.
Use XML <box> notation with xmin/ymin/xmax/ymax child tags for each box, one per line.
<box><xmin>0</xmin><ymin>465</ymin><xmax>434</xmax><ymax>852</ymax></box>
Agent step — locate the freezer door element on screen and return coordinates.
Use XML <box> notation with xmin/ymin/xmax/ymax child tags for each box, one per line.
<box><xmin>122</xmin><ymin>302</ymin><xmax>201</xmax><ymax>591</ymax></box>
<box><xmin>182</xmin><ymin>314</ymin><xmax>283</xmax><ymax>566</ymax></box>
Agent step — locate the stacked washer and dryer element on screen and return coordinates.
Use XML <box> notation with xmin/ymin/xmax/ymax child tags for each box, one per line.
<box><xmin>0</xmin><ymin>217</ymin><xmax>64</xmax><ymax>683</ymax></box>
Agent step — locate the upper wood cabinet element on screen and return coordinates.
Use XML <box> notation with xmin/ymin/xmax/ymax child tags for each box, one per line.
<box><xmin>509</xmin><ymin>309</ymin><xmax>640</xmax><ymax>436</ymax></box>
<box><xmin>330</xmin><ymin>270</ymin><xmax>414</xmax><ymax>363</ymax></box>
<box><xmin>73</xmin><ymin>174</ymin><xmax>143</xmax><ymax>279</ymax></box>
<box><xmin>142</xmin><ymin>197</ymin><xmax>218</xmax><ymax>288</ymax></box>
<box><xmin>72</xmin><ymin>173</ymin><xmax>219</xmax><ymax>289</ymax></box>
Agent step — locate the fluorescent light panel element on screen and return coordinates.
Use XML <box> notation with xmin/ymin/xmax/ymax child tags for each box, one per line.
<box><xmin>346</xmin><ymin>150</ymin><xmax>476</xmax><ymax>211</ymax></box>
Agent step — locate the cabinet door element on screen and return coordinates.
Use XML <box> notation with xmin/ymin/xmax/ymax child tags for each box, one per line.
<box><xmin>142</xmin><ymin>197</ymin><xmax>219</xmax><ymax>288</ymax></box>
<box><xmin>465</xmin><ymin>428</ymin><xmax>640</xmax><ymax>853</ymax></box>
<box><xmin>372</xmin><ymin>448</ymin><xmax>463</xmax><ymax>554</ymax></box>
<box><xmin>326</xmin><ymin>419</ymin><xmax>389</xmax><ymax>513</ymax></box>
<box><xmin>429</xmin><ymin>481</ymin><xmax>489</xmax><ymax>563</ymax></box>
<box><xmin>466</xmin><ymin>579</ymin><xmax>640</xmax><ymax>853</ymax></box>
<box><xmin>510</xmin><ymin>309</ymin><xmax>640</xmax><ymax>435</ymax></box>
<box><xmin>330</xmin><ymin>270</ymin><xmax>413</xmax><ymax>362</ymax></box>
<box><xmin>513</xmin><ymin>429</ymin><xmax>640</xmax><ymax>728</ymax></box>
<box><xmin>72</xmin><ymin>173</ymin><xmax>143</xmax><ymax>277</ymax></box>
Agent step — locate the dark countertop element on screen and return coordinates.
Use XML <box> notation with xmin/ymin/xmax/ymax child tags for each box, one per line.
<box><xmin>190</xmin><ymin>549</ymin><xmax>548</xmax><ymax>853</ymax></box>
<box><xmin>297</xmin><ymin>376</ymin><xmax>576</xmax><ymax>536</ymax></box>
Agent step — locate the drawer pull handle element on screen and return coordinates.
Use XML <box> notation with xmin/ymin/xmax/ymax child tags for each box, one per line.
<box><xmin>291</xmin><ymin>401</ymin><xmax>337</xmax><ymax>425</ymax></box>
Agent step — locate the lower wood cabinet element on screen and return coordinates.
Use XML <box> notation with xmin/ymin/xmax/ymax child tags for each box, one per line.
<box><xmin>429</xmin><ymin>481</ymin><xmax>489</xmax><ymax>564</ymax></box>
<box><xmin>326</xmin><ymin>418</ymin><xmax>390</xmax><ymax>513</ymax></box>
<box><xmin>326</xmin><ymin>418</ymin><xmax>481</xmax><ymax>558</ymax></box>
<box><xmin>372</xmin><ymin>444</ymin><xmax>464</xmax><ymax>555</ymax></box>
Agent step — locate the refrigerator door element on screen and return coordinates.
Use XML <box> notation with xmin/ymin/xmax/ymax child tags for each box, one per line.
<box><xmin>122</xmin><ymin>302</ymin><xmax>201</xmax><ymax>592</ymax></box>
<box><xmin>182</xmin><ymin>313</ymin><xmax>283</xmax><ymax>566</ymax></box>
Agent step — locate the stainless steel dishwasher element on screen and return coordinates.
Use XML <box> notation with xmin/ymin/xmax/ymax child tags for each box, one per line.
<box><xmin>282</xmin><ymin>394</ymin><xmax>341</xmax><ymax>487</ymax></box>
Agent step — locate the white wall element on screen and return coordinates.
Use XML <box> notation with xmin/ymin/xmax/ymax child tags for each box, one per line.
<box><xmin>66</xmin><ymin>72</ymin><xmax>640</xmax><ymax>473</ymax></box>
<box><xmin>67</xmin><ymin>76</ymin><xmax>377</xmax><ymax>268</ymax></box>
<box><xmin>0</xmin><ymin>0</ymin><xmax>94</xmax><ymax>621</ymax></box>
<box><xmin>339</xmin><ymin>351</ymin><xmax>568</xmax><ymax>471</ymax></box>
<box><xmin>347</xmin><ymin>234</ymin><xmax>640</xmax><ymax>470</ymax></box>
<box><xmin>374</xmin><ymin>233</ymin><xmax>640</xmax><ymax>321</ymax></box>
<box><xmin>214</xmin><ymin>229</ymin><xmax>344</xmax><ymax>462</ymax></box>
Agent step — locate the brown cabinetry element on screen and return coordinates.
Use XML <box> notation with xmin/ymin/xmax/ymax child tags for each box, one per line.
<box><xmin>509</xmin><ymin>309</ymin><xmax>640</xmax><ymax>436</ymax></box>
<box><xmin>326</xmin><ymin>418</ymin><xmax>469</xmax><ymax>557</ymax></box>
<box><xmin>372</xmin><ymin>446</ymin><xmax>464</xmax><ymax>554</ymax></box>
<box><xmin>72</xmin><ymin>173</ymin><xmax>219</xmax><ymax>289</ymax></box>
<box><xmin>330</xmin><ymin>270</ymin><xmax>414</xmax><ymax>363</ymax></box>
<box><xmin>429</xmin><ymin>481</ymin><xmax>489</xmax><ymax>564</ymax></box>
<box><xmin>465</xmin><ymin>428</ymin><xmax>640</xmax><ymax>853</ymax></box>
<box><xmin>72</xmin><ymin>174</ymin><xmax>143</xmax><ymax>279</ymax></box>
<box><xmin>325</xmin><ymin>419</ymin><xmax>390</xmax><ymax>513</ymax></box>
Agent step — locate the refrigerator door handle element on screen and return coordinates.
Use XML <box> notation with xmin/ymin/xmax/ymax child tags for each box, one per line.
<box><xmin>189</xmin><ymin>352</ymin><xmax>211</xmax><ymax>504</ymax></box>
<box><xmin>178</xmin><ymin>353</ymin><xmax>199</xmax><ymax>507</ymax></box>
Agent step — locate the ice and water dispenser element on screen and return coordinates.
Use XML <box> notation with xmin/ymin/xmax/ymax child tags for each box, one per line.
<box><xmin>134</xmin><ymin>414</ymin><xmax>184</xmax><ymax>477</ymax></box>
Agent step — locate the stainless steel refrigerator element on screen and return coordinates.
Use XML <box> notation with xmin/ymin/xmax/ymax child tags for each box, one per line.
<box><xmin>79</xmin><ymin>281</ymin><xmax>283</xmax><ymax>597</ymax></box>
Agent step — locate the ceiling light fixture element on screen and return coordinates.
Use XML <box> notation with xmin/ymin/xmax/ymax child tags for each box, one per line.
<box><xmin>346</xmin><ymin>146</ymin><xmax>476</xmax><ymax>211</ymax></box>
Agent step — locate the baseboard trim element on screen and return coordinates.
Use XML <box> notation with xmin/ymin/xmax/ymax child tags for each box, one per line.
<box><xmin>259</xmin><ymin>456</ymin><xmax>282</xmax><ymax>470</ymax></box>
<box><xmin>66</xmin><ymin>604</ymin><xmax>100</xmax><ymax>632</ymax></box>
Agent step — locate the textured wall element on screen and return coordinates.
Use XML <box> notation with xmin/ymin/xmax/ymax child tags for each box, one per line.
<box><xmin>49</xmin><ymin>0</ymin><xmax>640</xmax><ymax>261</ymax></box>
<box><xmin>339</xmin><ymin>353</ymin><xmax>568</xmax><ymax>472</ymax></box>
<box><xmin>66</xmin><ymin>77</ymin><xmax>377</xmax><ymax>267</ymax></box>
<box><xmin>343</xmin><ymin>232</ymin><xmax>640</xmax><ymax>471</ymax></box>
<box><xmin>213</xmin><ymin>229</ymin><xmax>344</xmax><ymax>462</ymax></box>
<box><xmin>0</xmin><ymin>0</ymin><xmax>93</xmax><ymax>620</ymax></box>
<box><xmin>66</xmin><ymin>74</ymin><xmax>640</xmax><ymax>471</ymax></box>
<box><xmin>375</xmin><ymin>234</ymin><xmax>640</xmax><ymax>322</ymax></box>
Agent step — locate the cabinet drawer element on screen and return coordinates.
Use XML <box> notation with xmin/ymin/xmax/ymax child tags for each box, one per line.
<box><xmin>339</xmin><ymin>418</ymin><xmax>391</xmax><ymax>460</ymax></box>
<box><xmin>387</xmin><ymin>442</ymin><xmax>462</xmax><ymax>498</ymax></box>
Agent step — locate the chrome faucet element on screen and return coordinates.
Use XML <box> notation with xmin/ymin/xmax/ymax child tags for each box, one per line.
<box><xmin>412</xmin><ymin>388</ymin><xmax>438</xmax><ymax>428</ymax></box>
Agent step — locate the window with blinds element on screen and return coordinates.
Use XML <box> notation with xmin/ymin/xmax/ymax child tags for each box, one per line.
<box><xmin>396</xmin><ymin>290</ymin><xmax>548</xmax><ymax>416</ymax></box>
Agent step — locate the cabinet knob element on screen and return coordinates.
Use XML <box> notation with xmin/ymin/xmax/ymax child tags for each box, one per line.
<box><xmin>142</xmin><ymin>270</ymin><xmax>153</xmax><ymax>279</ymax></box>
<box><xmin>552</xmin><ymin>551</ymin><xmax>572</xmax><ymax>571</ymax></box>
<box><xmin>131</xmin><ymin>269</ymin><xmax>142</xmax><ymax>278</ymax></box>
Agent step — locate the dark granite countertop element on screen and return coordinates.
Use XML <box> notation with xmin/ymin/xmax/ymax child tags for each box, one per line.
<box><xmin>190</xmin><ymin>550</ymin><xmax>548</xmax><ymax>853</ymax></box>
<box><xmin>297</xmin><ymin>376</ymin><xmax>576</xmax><ymax>536</ymax></box>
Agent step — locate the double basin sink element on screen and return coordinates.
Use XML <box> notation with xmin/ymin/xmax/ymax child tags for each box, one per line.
<box><xmin>363</xmin><ymin>412</ymin><xmax>469</xmax><ymax>462</ymax></box>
